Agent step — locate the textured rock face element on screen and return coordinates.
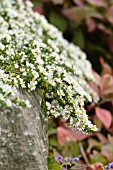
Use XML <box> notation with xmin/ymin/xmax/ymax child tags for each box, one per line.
<box><xmin>0</xmin><ymin>90</ymin><xmax>48</xmax><ymax>170</ymax></box>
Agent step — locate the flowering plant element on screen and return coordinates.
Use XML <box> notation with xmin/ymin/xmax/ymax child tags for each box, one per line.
<box><xmin>0</xmin><ymin>0</ymin><xmax>99</xmax><ymax>133</ymax></box>
<box><xmin>54</xmin><ymin>152</ymin><xmax>80</xmax><ymax>170</ymax></box>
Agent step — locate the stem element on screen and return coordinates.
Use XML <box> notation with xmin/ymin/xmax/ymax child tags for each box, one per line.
<box><xmin>48</xmin><ymin>129</ymin><xmax>57</xmax><ymax>137</ymax></box>
<box><xmin>87</xmin><ymin>98</ymin><xmax>113</xmax><ymax>113</ymax></box>
<box><xmin>78</xmin><ymin>142</ymin><xmax>89</xmax><ymax>165</ymax></box>
<box><xmin>98</xmin><ymin>98</ymin><xmax>113</xmax><ymax>106</ymax></box>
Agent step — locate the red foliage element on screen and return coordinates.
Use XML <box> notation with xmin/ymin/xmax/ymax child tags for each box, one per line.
<box><xmin>95</xmin><ymin>107</ymin><xmax>112</xmax><ymax>129</ymax></box>
<box><xmin>57</xmin><ymin>126</ymin><xmax>93</xmax><ymax>144</ymax></box>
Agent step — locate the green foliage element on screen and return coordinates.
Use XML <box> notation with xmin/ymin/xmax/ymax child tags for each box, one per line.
<box><xmin>34</xmin><ymin>0</ymin><xmax>113</xmax><ymax>71</ymax></box>
<box><xmin>90</xmin><ymin>151</ymin><xmax>108</xmax><ymax>164</ymax></box>
<box><xmin>72</xmin><ymin>28</ymin><xmax>85</xmax><ymax>49</ymax></box>
<box><xmin>49</xmin><ymin>11</ymin><xmax>67</xmax><ymax>32</ymax></box>
<box><xmin>52</xmin><ymin>162</ymin><xmax>61</xmax><ymax>170</ymax></box>
<box><xmin>48</xmin><ymin>153</ymin><xmax>55</xmax><ymax>170</ymax></box>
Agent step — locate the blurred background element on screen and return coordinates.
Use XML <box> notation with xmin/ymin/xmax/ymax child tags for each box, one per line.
<box><xmin>31</xmin><ymin>0</ymin><xmax>113</xmax><ymax>73</ymax></box>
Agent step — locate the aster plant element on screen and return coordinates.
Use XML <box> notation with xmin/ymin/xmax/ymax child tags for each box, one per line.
<box><xmin>0</xmin><ymin>0</ymin><xmax>99</xmax><ymax>133</ymax></box>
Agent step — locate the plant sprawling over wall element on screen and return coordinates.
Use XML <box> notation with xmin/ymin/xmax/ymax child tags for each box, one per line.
<box><xmin>0</xmin><ymin>0</ymin><xmax>99</xmax><ymax>133</ymax></box>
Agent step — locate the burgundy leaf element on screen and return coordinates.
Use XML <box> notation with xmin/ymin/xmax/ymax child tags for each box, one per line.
<box><xmin>106</xmin><ymin>37</ymin><xmax>113</xmax><ymax>53</ymax></box>
<box><xmin>105</xmin><ymin>6</ymin><xmax>113</xmax><ymax>25</ymax></box>
<box><xmin>100</xmin><ymin>57</ymin><xmax>113</xmax><ymax>75</ymax></box>
<box><xmin>96</xmin><ymin>133</ymin><xmax>108</xmax><ymax>144</ymax></box>
<box><xmin>73</xmin><ymin>0</ymin><xmax>85</xmax><ymax>7</ymax></box>
<box><xmin>97</xmin><ymin>24</ymin><xmax>112</xmax><ymax>35</ymax></box>
<box><xmin>108</xmin><ymin>134</ymin><xmax>113</xmax><ymax>145</ymax></box>
<box><xmin>57</xmin><ymin>127</ymin><xmax>76</xmax><ymax>144</ymax></box>
<box><xmin>57</xmin><ymin>126</ymin><xmax>93</xmax><ymax>144</ymax></box>
<box><xmin>86</xmin><ymin>0</ymin><xmax>107</xmax><ymax>7</ymax></box>
<box><xmin>33</xmin><ymin>7</ymin><xmax>43</xmax><ymax>14</ymax></box>
<box><xmin>102</xmin><ymin>145</ymin><xmax>113</xmax><ymax>162</ymax></box>
<box><xmin>86</xmin><ymin>18</ymin><xmax>97</xmax><ymax>32</ymax></box>
<box><xmin>95</xmin><ymin>107</ymin><xmax>112</xmax><ymax>129</ymax></box>
<box><xmin>101</xmin><ymin>74</ymin><xmax>113</xmax><ymax>95</ymax></box>
<box><xmin>62</xmin><ymin>7</ymin><xmax>103</xmax><ymax>23</ymax></box>
<box><xmin>89</xmin><ymin>81</ymin><xmax>100</xmax><ymax>95</ymax></box>
<box><xmin>87</xmin><ymin>163</ymin><xmax>104</xmax><ymax>170</ymax></box>
<box><xmin>93</xmin><ymin>162</ymin><xmax>104</xmax><ymax>170</ymax></box>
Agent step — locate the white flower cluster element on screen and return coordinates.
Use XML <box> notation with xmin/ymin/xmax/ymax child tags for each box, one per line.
<box><xmin>0</xmin><ymin>69</ymin><xmax>30</xmax><ymax>108</ymax></box>
<box><xmin>0</xmin><ymin>0</ymin><xmax>99</xmax><ymax>133</ymax></box>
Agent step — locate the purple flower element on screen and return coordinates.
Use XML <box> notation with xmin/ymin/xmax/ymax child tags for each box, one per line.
<box><xmin>108</xmin><ymin>162</ymin><xmax>113</xmax><ymax>168</ymax></box>
<box><xmin>72</xmin><ymin>157</ymin><xmax>79</xmax><ymax>162</ymax></box>
<box><xmin>58</xmin><ymin>155</ymin><xmax>64</xmax><ymax>160</ymax></box>
<box><xmin>105</xmin><ymin>162</ymin><xmax>113</xmax><ymax>169</ymax></box>
<box><xmin>67</xmin><ymin>157</ymin><xmax>72</xmax><ymax>162</ymax></box>
<box><xmin>58</xmin><ymin>155</ymin><xmax>64</xmax><ymax>163</ymax></box>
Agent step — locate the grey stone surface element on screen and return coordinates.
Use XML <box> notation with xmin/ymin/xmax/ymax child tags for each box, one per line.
<box><xmin>0</xmin><ymin>90</ymin><xmax>48</xmax><ymax>170</ymax></box>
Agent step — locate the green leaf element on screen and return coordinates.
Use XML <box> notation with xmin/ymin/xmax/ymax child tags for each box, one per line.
<box><xmin>52</xmin><ymin>162</ymin><xmax>61</xmax><ymax>170</ymax></box>
<box><xmin>90</xmin><ymin>150</ymin><xmax>108</xmax><ymax>164</ymax></box>
<box><xmin>87</xmin><ymin>138</ymin><xmax>102</xmax><ymax>153</ymax></box>
<box><xmin>102</xmin><ymin>144</ymin><xmax>113</xmax><ymax>152</ymax></box>
<box><xmin>49</xmin><ymin>11</ymin><xmax>67</xmax><ymax>32</ymax></box>
<box><xmin>72</xmin><ymin>29</ymin><xmax>85</xmax><ymax>49</ymax></box>
<box><xmin>62</xmin><ymin>142</ymin><xmax>80</xmax><ymax>157</ymax></box>
<box><xmin>48</xmin><ymin>157</ymin><xmax>54</xmax><ymax>170</ymax></box>
<box><xmin>102</xmin><ymin>144</ymin><xmax>113</xmax><ymax>162</ymax></box>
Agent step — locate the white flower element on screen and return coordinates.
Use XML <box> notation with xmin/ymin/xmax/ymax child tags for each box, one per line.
<box><xmin>6</xmin><ymin>99</ymin><xmax>12</xmax><ymax>107</ymax></box>
<box><xmin>52</xmin><ymin>100</ymin><xmax>58</xmax><ymax>106</ymax></box>
<box><xmin>0</xmin><ymin>42</ymin><xmax>5</xmax><ymax>50</ymax></box>
<box><xmin>28</xmin><ymin>80</ymin><xmax>37</xmax><ymax>91</ymax></box>
<box><xmin>57</xmin><ymin>90</ymin><xmax>65</xmax><ymax>97</ymax></box>
<box><xmin>66</xmin><ymin>86</ymin><xmax>72</xmax><ymax>96</ymax></box>
<box><xmin>13</xmin><ymin>78</ymin><xmax>18</xmax><ymax>87</ymax></box>
<box><xmin>22</xmin><ymin>71</ymin><xmax>27</xmax><ymax>76</ymax></box>
<box><xmin>0</xmin><ymin>55</ymin><xmax>3</xmax><ymax>60</ymax></box>
<box><xmin>38</xmin><ymin>66</ymin><xmax>47</xmax><ymax>75</ymax></box>
<box><xmin>25</xmin><ymin>100</ymin><xmax>32</xmax><ymax>108</ymax></box>
<box><xmin>20</xmin><ymin>78</ymin><xmax>26</xmax><ymax>88</ymax></box>
<box><xmin>65</xmin><ymin>105</ymin><xmax>71</xmax><ymax>110</ymax></box>
<box><xmin>55</xmin><ymin>78</ymin><xmax>62</xmax><ymax>83</ymax></box>
<box><xmin>46</xmin><ymin>102</ymin><xmax>51</xmax><ymax>110</ymax></box>
<box><xmin>26</xmin><ymin>61</ymin><xmax>30</xmax><ymax>67</ymax></box>
<box><xmin>32</xmin><ymin>70</ymin><xmax>39</xmax><ymax>79</ymax></box>
<box><xmin>91</xmin><ymin>125</ymin><xmax>98</xmax><ymax>131</ymax></box>
<box><xmin>48</xmin><ymin>80</ymin><xmax>56</xmax><ymax>86</ymax></box>
<box><xmin>15</xmin><ymin>63</ymin><xmax>19</xmax><ymax>68</ymax></box>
